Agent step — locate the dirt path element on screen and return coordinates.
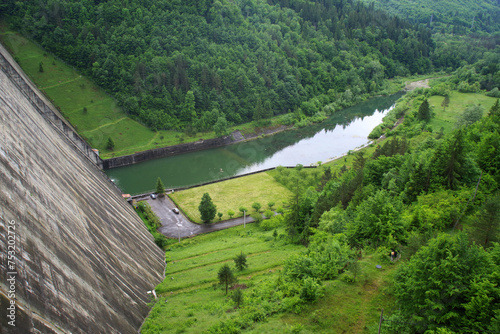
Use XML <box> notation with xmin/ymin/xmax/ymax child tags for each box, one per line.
<box><xmin>404</xmin><ymin>79</ymin><xmax>430</xmax><ymax>91</ymax></box>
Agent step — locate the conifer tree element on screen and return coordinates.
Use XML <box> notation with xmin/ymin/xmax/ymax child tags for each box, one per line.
<box><xmin>155</xmin><ymin>177</ymin><xmax>165</xmax><ymax>196</ymax></box>
<box><xmin>417</xmin><ymin>99</ymin><xmax>431</xmax><ymax>122</ymax></box>
<box><xmin>199</xmin><ymin>192</ymin><xmax>217</xmax><ymax>223</ymax></box>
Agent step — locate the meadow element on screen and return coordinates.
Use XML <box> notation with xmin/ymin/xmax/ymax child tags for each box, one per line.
<box><xmin>427</xmin><ymin>91</ymin><xmax>497</xmax><ymax>134</ymax></box>
<box><xmin>169</xmin><ymin>172</ymin><xmax>292</xmax><ymax>223</ymax></box>
<box><xmin>142</xmin><ymin>224</ymin><xmax>398</xmax><ymax>333</ymax></box>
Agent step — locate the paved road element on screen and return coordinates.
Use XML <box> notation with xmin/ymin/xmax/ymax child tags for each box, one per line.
<box><xmin>146</xmin><ymin>195</ymin><xmax>257</xmax><ymax>239</ymax></box>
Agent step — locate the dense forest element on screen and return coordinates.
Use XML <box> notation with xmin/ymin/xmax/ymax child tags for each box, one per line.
<box><xmin>2</xmin><ymin>0</ymin><xmax>437</xmax><ymax>132</ymax></box>
<box><xmin>360</xmin><ymin>0</ymin><xmax>500</xmax><ymax>34</ymax></box>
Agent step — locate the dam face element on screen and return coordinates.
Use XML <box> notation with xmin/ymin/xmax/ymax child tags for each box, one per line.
<box><xmin>0</xmin><ymin>47</ymin><xmax>165</xmax><ymax>333</ymax></box>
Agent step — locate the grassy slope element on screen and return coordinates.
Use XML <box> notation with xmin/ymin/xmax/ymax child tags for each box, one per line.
<box><xmin>143</xmin><ymin>224</ymin><xmax>304</xmax><ymax>333</ymax></box>
<box><xmin>143</xmin><ymin>224</ymin><xmax>398</xmax><ymax>333</ymax></box>
<box><xmin>0</xmin><ymin>23</ymin><xmax>222</xmax><ymax>158</ymax></box>
<box><xmin>427</xmin><ymin>91</ymin><xmax>497</xmax><ymax>134</ymax></box>
<box><xmin>169</xmin><ymin>172</ymin><xmax>292</xmax><ymax>223</ymax></box>
<box><xmin>247</xmin><ymin>254</ymin><xmax>398</xmax><ymax>334</ymax></box>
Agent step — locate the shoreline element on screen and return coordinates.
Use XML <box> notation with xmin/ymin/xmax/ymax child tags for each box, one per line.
<box><xmin>103</xmin><ymin>124</ymin><xmax>293</xmax><ymax>169</ymax></box>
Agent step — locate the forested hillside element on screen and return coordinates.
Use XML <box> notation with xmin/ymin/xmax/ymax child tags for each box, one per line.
<box><xmin>359</xmin><ymin>0</ymin><xmax>500</xmax><ymax>34</ymax></box>
<box><xmin>2</xmin><ymin>0</ymin><xmax>436</xmax><ymax>132</ymax></box>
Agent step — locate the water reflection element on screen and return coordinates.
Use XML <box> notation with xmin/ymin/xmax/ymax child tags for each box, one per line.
<box><xmin>105</xmin><ymin>93</ymin><xmax>403</xmax><ymax>194</ymax></box>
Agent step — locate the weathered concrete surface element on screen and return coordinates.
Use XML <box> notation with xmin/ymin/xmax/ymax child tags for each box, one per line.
<box><xmin>0</xmin><ymin>65</ymin><xmax>165</xmax><ymax>333</ymax></box>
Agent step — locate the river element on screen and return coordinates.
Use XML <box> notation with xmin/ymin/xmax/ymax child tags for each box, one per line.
<box><xmin>105</xmin><ymin>93</ymin><xmax>403</xmax><ymax>194</ymax></box>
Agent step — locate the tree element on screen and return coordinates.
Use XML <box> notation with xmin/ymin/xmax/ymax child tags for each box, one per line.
<box><xmin>470</xmin><ymin>194</ymin><xmax>500</xmax><ymax>247</ymax></box>
<box><xmin>393</xmin><ymin>233</ymin><xmax>500</xmax><ymax>332</ymax></box>
<box><xmin>106</xmin><ymin>137</ymin><xmax>115</xmax><ymax>151</ymax></box>
<box><xmin>441</xmin><ymin>95</ymin><xmax>450</xmax><ymax>112</ymax></box>
<box><xmin>213</xmin><ymin>113</ymin><xmax>229</xmax><ymax>137</ymax></box>
<box><xmin>417</xmin><ymin>99</ymin><xmax>431</xmax><ymax>122</ymax></box>
<box><xmin>155</xmin><ymin>177</ymin><xmax>165</xmax><ymax>196</ymax></box>
<box><xmin>218</xmin><ymin>264</ymin><xmax>236</xmax><ymax>295</ymax></box>
<box><xmin>456</xmin><ymin>105</ymin><xmax>484</xmax><ymax>128</ymax></box>
<box><xmin>252</xmin><ymin>202</ymin><xmax>261</xmax><ymax>212</ymax></box>
<box><xmin>231</xmin><ymin>288</ymin><xmax>243</xmax><ymax>308</ymax></box>
<box><xmin>234</xmin><ymin>251</ymin><xmax>248</xmax><ymax>271</ymax></box>
<box><xmin>217</xmin><ymin>212</ymin><xmax>223</xmax><ymax>221</ymax></box>
<box><xmin>228</xmin><ymin>209</ymin><xmax>235</xmax><ymax>219</ymax></box>
<box><xmin>267</xmin><ymin>201</ymin><xmax>275</xmax><ymax>210</ymax></box>
<box><xmin>239</xmin><ymin>207</ymin><xmax>247</xmax><ymax>215</ymax></box>
<box><xmin>39</xmin><ymin>61</ymin><xmax>44</xmax><ymax>73</ymax></box>
<box><xmin>199</xmin><ymin>192</ymin><xmax>217</xmax><ymax>223</ymax></box>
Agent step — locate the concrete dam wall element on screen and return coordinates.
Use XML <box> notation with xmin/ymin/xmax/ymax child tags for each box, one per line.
<box><xmin>0</xmin><ymin>49</ymin><xmax>165</xmax><ymax>332</ymax></box>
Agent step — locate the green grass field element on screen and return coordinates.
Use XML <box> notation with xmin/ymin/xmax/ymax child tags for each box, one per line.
<box><xmin>143</xmin><ymin>224</ymin><xmax>398</xmax><ymax>333</ymax></box>
<box><xmin>428</xmin><ymin>91</ymin><xmax>497</xmax><ymax>134</ymax></box>
<box><xmin>169</xmin><ymin>172</ymin><xmax>292</xmax><ymax>223</ymax></box>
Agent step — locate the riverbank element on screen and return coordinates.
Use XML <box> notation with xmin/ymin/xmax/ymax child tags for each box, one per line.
<box><xmin>103</xmin><ymin>125</ymin><xmax>292</xmax><ymax>169</ymax></box>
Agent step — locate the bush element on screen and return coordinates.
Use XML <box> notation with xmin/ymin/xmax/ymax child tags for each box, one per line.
<box><xmin>260</xmin><ymin>215</ymin><xmax>283</xmax><ymax>231</ymax></box>
<box><xmin>263</xmin><ymin>209</ymin><xmax>275</xmax><ymax>219</ymax></box>
<box><xmin>368</xmin><ymin>124</ymin><xmax>383</xmax><ymax>139</ymax></box>
<box><xmin>486</xmin><ymin>87</ymin><xmax>500</xmax><ymax>97</ymax></box>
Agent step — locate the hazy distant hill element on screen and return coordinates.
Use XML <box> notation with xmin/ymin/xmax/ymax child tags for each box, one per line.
<box><xmin>359</xmin><ymin>0</ymin><xmax>500</xmax><ymax>34</ymax></box>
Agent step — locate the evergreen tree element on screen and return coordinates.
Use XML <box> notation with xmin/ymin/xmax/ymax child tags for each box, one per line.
<box><xmin>155</xmin><ymin>177</ymin><xmax>165</xmax><ymax>196</ymax></box>
<box><xmin>470</xmin><ymin>194</ymin><xmax>500</xmax><ymax>247</ymax></box>
<box><xmin>199</xmin><ymin>192</ymin><xmax>217</xmax><ymax>223</ymax></box>
<box><xmin>417</xmin><ymin>99</ymin><xmax>431</xmax><ymax>122</ymax></box>
<box><xmin>106</xmin><ymin>137</ymin><xmax>115</xmax><ymax>151</ymax></box>
<box><xmin>441</xmin><ymin>95</ymin><xmax>450</xmax><ymax>112</ymax></box>
<box><xmin>217</xmin><ymin>264</ymin><xmax>236</xmax><ymax>295</ymax></box>
<box><xmin>231</xmin><ymin>288</ymin><xmax>243</xmax><ymax>308</ymax></box>
<box><xmin>234</xmin><ymin>251</ymin><xmax>248</xmax><ymax>271</ymax></box>
<box><xmin>38</xmin><ymin>61</ymin><xmax>44</xmax><ymax>73</ymax></box>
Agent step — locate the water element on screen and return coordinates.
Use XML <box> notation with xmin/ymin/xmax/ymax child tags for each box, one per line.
<box><xmin>105</xmin><ymin>93</ymin><xmax>403</xmax><ymax>194</ymax></box>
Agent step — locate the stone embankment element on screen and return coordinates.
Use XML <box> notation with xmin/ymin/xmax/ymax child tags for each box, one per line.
<box><xmin>103</xmin><ymin>125</ymin><xmax>291</xmax><ymax>169</ymax></box>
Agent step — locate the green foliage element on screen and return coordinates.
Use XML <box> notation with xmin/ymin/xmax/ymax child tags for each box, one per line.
<box><xmin>231</xmin><ymin>288</ymin><xmax>244</xmax><ymax>308</ymax></box>
<box><xmin>251</xmin><ymin>202</ymin><xmax>261</xmax><ymax>213</ymax></box>
<box><xmin>393</xmin><ymin>233</ymin><xmax>500</xmax><ymax>332</ymax></box>
<box><xmin>227</xmin><ymin>209</ymin><xmax>235</xmax><ymax>219</ymax></box>
<box><xmin>456</xmin><ymin>104</ymin><xmax>484</xmax><ymax>128</ymax></box>
<box><xmin>38</xmin><ymin>61</ymin><xmax>43</xmax><ymax>73</ymax></box>
<box><xmin>106</xmin><ymin>137</ymin><xmax>115</xmax><ymax>151</ymax></box>
<box><xmin>469</xmin><ymin>194</ymin><xmax>500</xmax><ymax>247</ymax></box>
<box><xmin>347</xmin><ymin>190</ymin><xmax>405</xmax><ymax>247</ymax></box>
<box><xmin>417</xmin><ymin>99</ymin><xmax>431</xmax><ymax>122</ymax></box>
<box><xmin>282</xmin><ymin>232</ymin><xmax>353</xmax><ymax>281</ymax></box>
<box><xmin>199</xmin><ymin>192</ymin><xmax>217</xmax><ymax>223</ymax></box>
<box><xmin>155</xmin><ymin>177</ymin><xmax>165</xmax><ymax>196</ymax></box>
<box><xmin>135</xmin><ymin>201</ymin><xmax>169</xmax><ymax>249</ymax></box>
<box><xmin>7</xmin><ymin>0</ymin><xmax>437</xmax><ymax>132</ymax></box>
<box><xmin>233</xmin><ymin>251</ymin><xmax>248</xmax><ymax>272</ymax></box>
<box><xmin>217</xmin><ymin>264</ymin><xmax>236</xmax><ymax>295</ymax></box>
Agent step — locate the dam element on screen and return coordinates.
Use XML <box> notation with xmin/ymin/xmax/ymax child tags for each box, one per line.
<box><xmin>0</xmin><ymin>43</ymin><xmax>165</xmax><ymax>333</ymax></box>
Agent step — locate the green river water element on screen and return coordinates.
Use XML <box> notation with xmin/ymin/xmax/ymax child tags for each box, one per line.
<box><xmin>105</xmin><ymin>93</ymin><xmax>403</xmax><ymax>194</ymax></box>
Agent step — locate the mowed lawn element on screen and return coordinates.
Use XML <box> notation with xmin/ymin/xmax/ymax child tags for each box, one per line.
<box><xmin>169</xmin><ymin>172</ymin><xmax>292</xmax><ymax>223</ymax></box>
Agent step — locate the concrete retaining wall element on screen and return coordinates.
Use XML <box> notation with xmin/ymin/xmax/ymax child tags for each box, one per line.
<box><xmin>103</xmin><ymin>135</ymin><xmax>234</xmax><ymax>169</ymax></box>
<box><xmin>0</xmin><ymin>43</ymin><xmax>103</xmax><ymax>169</ymax></box>
<box><xmin>0</xmin><ymin>46</ymin><xmax>165</xmax><ymax>334</ymax></box>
